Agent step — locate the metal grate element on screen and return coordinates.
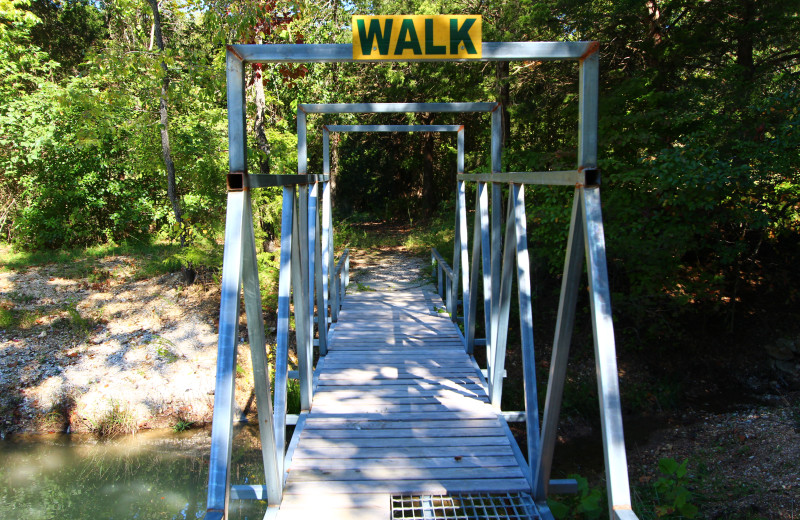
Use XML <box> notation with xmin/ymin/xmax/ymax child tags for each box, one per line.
<box><xmin>391</xmin><ymin>493</ymin><xmax>539</xmax><ymax>520</ymax></box>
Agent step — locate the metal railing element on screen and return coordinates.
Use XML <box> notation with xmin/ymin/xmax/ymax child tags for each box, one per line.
<box><xmin>330</xmin><ymin>248</ymin><xmax>349</xmax><ymax>323</ymax></box>
<box><xmin>441</xmin><ymin>169</ymin><xmax>638</xmax><ymax>520</ymax></box>
<box><xmin>214</xmin><ymin>40</ymin><xmax>638</xmax><ymax>520</ymax></box>
<box><xmin>204</xmin><ymin>172</ymin><xmax>345</xmax><ymax>520</ymax></box>
<box><xmin>433</xmin><ymin>51</ymin><xmax>638</xmax><ymax>519</ymax></box>
<box><xmin>430</xmin><ymin>248</ymin><xmax>458</xmax><ymax>322</ymax></box>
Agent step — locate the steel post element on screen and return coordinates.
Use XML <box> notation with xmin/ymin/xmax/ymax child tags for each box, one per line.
<box><xmin>455</xmin><ymin>180</ymin><xmax>469</xmax><ymax>336</ymax></box>
<box><xmin>457</xmin><ymin>126</ymin><xmax>465</xmax><ymax>174</ymax></box>
<box><xmin>511</xmin><ymin>184</ymin><xmax>540</xmax><ymax>495</ymax></box>
<box><xmin>294</xmin><ymin>186</ymin><xmax>311</xmax><ymax>411</ymax></box>
<box><xmin>240</xmin><ymin>190</ymin><xmax>282</xmax><ymax>503</ymax></box>
<box><xmin>297</xmin><ymin>109</ymin><xmax>307</xmax><ymax>174</ymax></box>
<box><xmin>205</xmin><ymin>194</ymin><xmax>244</xmax><ymax>518</ymax></box>
<box><xmin>466</xmin><ymin>186</ymin><xmax>482</xmax><ymax>355</ymax></box>
<box><xmin>321</xmin><ymin>181</ymin><xmax>332</xmax><ymax>341</ymax></box>
<box><xmin>273</xmin><ymin>186</ymin><xmax>295</xmax><ymax>477</ymax></box>
<box><xmin>205</xmin><ymin>48</ymin><xmax>247</xmax><ymax>520</ymax></box>
<box><xmin>314</xmin><ymin>183</ymin><xmax>327</xmax><ymax>356</ymax></box>
<box><xmin>536</xmin><ymin>189</ymin><xmax>583</xmax><ymax>497</ymax></box>
<box><xmin>489</xmin><ymin>197</ymin><xmax>515</xmax><ymax>408</ymax></box>
<box><xmin>490</xmin><ymin>106</ymin><xmax>503</xmax><ymax>372</ymax></box>
<box><xmin>582</xmin><ymin>187</ymin><xmax>633</xmax><ymax>514</ymax></box>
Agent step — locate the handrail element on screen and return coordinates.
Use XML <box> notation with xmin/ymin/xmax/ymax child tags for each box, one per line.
<box><xmin>331</xmin><ymin>248</ymin><xmax>349</xmax><ymax>323</ymax></box>
<box><xmin>431</xmin><ymin>248</ymin><xmax>459</xmax><ymax>325</ymax></box>
<box><xmin>335</xmin><ymin>248</ymin><xmax>350</xmax><ymax>276</ymax></box>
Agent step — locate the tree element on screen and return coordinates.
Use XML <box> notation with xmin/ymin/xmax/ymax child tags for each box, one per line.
<box><xmin>146</xmin><ymin>0</ymin><xmax>184</xmax><ymax>246</ymax></box>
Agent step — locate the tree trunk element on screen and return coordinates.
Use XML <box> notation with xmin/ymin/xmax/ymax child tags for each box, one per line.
<box><xmin>146</xmin><ymin>0</ymin><xmax>183</xmax><ymax>247</ymax></box>
<box><xmin>737</xmin><ymin>0</ymin><xmax>755</xmax><ymax>82</ymax></box>
<box><xmin>496</xmin><ymin>61</ymin><xmax>511</xmax><ymax>148</ymax></box>
<box><xmin>147</xmin><ymin>0</ymin><xmax>193</xmax><ymax>283</ymax></box>
<box><xmin>253</xmin><ymin>36</ymin><xmax>270</xmax><ymax>175</ymax></box>
<box><xmin>331</xmin><ymin>132</ymin><xmax>339</xmax><ymax>202</ymax></box>
<box><xmin>421</xmin><ymin>113</ymin><xmax>435</xmax><ymax>216</ymax></box>
<box><xmin>644</xmin><ymin>0</ymin><xmax>664</xmax><ymax>68</ymax></box>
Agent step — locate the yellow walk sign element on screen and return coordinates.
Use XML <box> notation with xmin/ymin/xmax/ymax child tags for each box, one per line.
<box><xmin>352</xmin><ymin>15</ymin><xmax>482</xmax><ymax>60</ymax></box>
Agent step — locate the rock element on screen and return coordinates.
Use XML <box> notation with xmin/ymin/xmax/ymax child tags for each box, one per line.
<box><xmin>766</xmin><ymin>342</ymin><xmax>794</xmax><ymax>361</ymax></box>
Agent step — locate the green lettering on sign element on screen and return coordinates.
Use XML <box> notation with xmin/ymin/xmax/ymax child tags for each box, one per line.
<box><xmin>352</xmin><ymin>15</ymin><xmax>482</xmax><ymax>60</ymax></box>
<box><xmin>356</xmin><ymin>18</ymin><xmax>393</xmax><ymax>56</ymax></box>
<box><xmin>425</xmin><ymin>19</ymin><xmax>446</xmax><ymax>55</ymax></box>
<box><xmin>395</xmin><ymin>19</ymin><xmax>422</xmax><ymax>55</ymax></box>
<box><xmin>450</xmin><ymin>18</ymin><xmax>477</xmax><ymax>55</ymax></box>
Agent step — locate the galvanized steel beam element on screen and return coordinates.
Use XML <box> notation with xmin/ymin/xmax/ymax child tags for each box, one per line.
<box><xmin>240</xmin><ymin>190</ymin><xmax>282</xmax><ymax>503</ymax></box>
<box><xmin>536</xmin><ymin>189</ymin><xmax>583</xmax><ymax>498</ymax></box>
<box><xmin>583</xmin><ymin>186</ymin><xmax>633</xmax><ymax>515</ymax></box>
<box><xmin>465</xmin><ymin>185</ymin><xmax>483</xmax><ymax>355</ymax></box>
<box><xmin>293</xmin><ymin>186</ymin><xmax>311</xmax><ymax>411</ymax></box>
<box><xmin>273</xmin><ymin>186</ymin><xmax>295</xmax><ymax>477</ymax></box>
<box><xmin>489</xmin><ymin>198</ymin><xmax>515</xmax><ymax>408</ymax></box>
<box><xmin>314</xmin><ymin>182</ymin><xmax>327</xmax><ymax>356</ymax></box>
<box><xmin>299</xmin><ymin>102</ymin><xmax>496</xmax><ymax>113</ymax></box>
<box><xmin>454</xmin><ymin>180</ymin><xmax>470</xmax><ymax>334</ymax></box>
<box><xmin>247</xmin><ymin>174</ymin><xmax>329</xmax><ymax>187</ymax></box>
<box><xmin>323</xmin><ymin>124</ymin><xmax>463</xmax><ymax>132</ymax></box>
<box><xmin>229</xmin><ymin>42</ymin><xmax>597</xmax><ymax>63</ymax></box>
<box><xmin>205</xmin><ymin>191</ymin><xmax>244</xmax><ymax>519</ymax></box>
<box><xmin>511</xmin><ymin>184</ymin><xmax>541</xmax><ymax>496</ymax></box>
<box><xmin>458</xmin><ymin>171</ymin><xmax>583</xmax><ymax>186</ymax></box>
<box><xmin>320</xmin><ymin>180</ymin><xmax>332</xmax><ymax>347</ymax></box>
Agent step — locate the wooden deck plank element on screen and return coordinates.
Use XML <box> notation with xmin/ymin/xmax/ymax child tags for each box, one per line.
<box><xmin>288</xmin><ymin>455</ymin><xmax>520</xmax><ymax>470</ymax></box>
<box><xmin>291</xmin><ymin>445</ymin><xmax>518</xmax><ymax>459</ymax></box>
<box><xmin>289</xmin><ymin>466</ymin><xmax>525</xmax><ymax>482</ymax></box>
<box><xmin>302</xmin><ymin>418</ymin><xmax>501</xmax><ymax>430</ymax></box>
<box><xmin>276</xmin><ymin>288</ymin><xmax>531</xmax><ymax>520</ymax></box>
<box><xmin>311</xmin><ymin>390</ymin><xmax>488</xmax><ymax>401</ymax></box>
<box><xmin>302</xmin><ymin>411</ymin><xmax>498</xmax><ymax>422</ymax></box>
<box><xmin>300</xmin><ymin>427</ymin><xmax>504</xmax><ymax>439</ymax></box>
<box><xmin>297</xmin><ymin>436</ymin><xmax>510</xmax><ymax>449</ymax></box>
<box><xmin>284</xmin><ymin>478</ymin><xmax>532</xmax><ymax>495</ymax></box>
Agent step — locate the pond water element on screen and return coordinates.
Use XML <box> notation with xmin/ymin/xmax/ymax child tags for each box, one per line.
<box><xmin>0</xmin><ymin>426</ymin><xmax>268</xmax><ymax>520</ymax></box>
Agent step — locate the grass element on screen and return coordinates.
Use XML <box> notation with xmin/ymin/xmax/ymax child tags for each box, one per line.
<box><xmin>334</xmin><ymin>214</ymin><xmax>453</xmax><ymax>256</ymax></box>
<box><xmin>287</xmin><ymin>379</ymin><xmax>301</xmax><ymax>414</ymax></box>
<box><xmin>0</xmin><ymin>240</ymin><xmax>192</xmax><ymax>281</ymax></box>
<box><xmin>0</xmin><ymin>306</ymin><xmax>45</xmax><ymax>330</ymax></box>
<box><xmin>172</xmin><ymin>418</ymin><xmax>194</xmax><ymax>432</ymax></box>
<box><xmin>86</xmin><ymin>399</ymin><xmax>137</xmax><ymax>436</ymax></box>
<box><xmin>148</xmin><ymin>335</ymin><xmax>179</xmax><ymax>363</ymax></box>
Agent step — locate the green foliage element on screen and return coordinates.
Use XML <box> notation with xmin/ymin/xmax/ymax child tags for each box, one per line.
<box><xmin>355</xmin><ymin>281</ymin><xmax>376</xmax><ymax>292</ymax></box>
<box><xmin>548</xmin><ymin>474</ymin><xmax>605</xmax><ymax>519</ymax></box>
<box><xmin>0</xmin><ymin>306</ymin><xmax>19</xmax><ymax>329</ymax></box>
<box><xmin>172</xmin><ymin>418</ymin><xmax>194</xmax><ymax>432</ymax></box>
<box><xmin>0</xmin><ymin>0</ymin><xmax>796</xmax><ymax>361</ymax></box>
<box><xmin>286</xmin><ymin>379</ymin><xmax>300</xmax><ymax>415</ymax></box>
<box><xmin>652</xmin><ymin>458</ymin><xmax>698</xmax><ymax>518</ymax></box>
<box><xmin>86</xmin><ymin>399</ymin><xmax>138</xmax><ymax>436</ymax></box>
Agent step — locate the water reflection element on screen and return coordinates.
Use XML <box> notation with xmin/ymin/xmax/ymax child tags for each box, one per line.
<box><xmin>0</xmin><ymin>426</ymin><xmax>266</xmax><ymax>520</ymax></box>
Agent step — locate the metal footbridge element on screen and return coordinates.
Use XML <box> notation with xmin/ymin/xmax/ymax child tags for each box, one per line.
<box><xmin>204</xmin><ymin>41</ymin><xmax>640</xmax><ymax>520</ymax></box>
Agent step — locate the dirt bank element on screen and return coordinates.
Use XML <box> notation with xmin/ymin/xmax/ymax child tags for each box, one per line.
<box><xmin>0</xmin><ymin>257</ymin><xmax>256</xmax><ymax>435</ymax></box>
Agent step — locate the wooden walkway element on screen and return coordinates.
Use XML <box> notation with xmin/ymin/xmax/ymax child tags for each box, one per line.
<box><xmin>277</xmin><ymin>287</ymin><xmax>532</xmax><ymax>519</ymax></box>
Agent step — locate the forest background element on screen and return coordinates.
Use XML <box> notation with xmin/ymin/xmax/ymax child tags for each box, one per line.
<box><xmin>1</xmin><ymin>0</ymin><xmax>799</xmax><ymax>515</ymax></box>
<box><xmin>3</xmin><ymin>0</ymin><xmax>799</xmax><ymax>365</ymax></box>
